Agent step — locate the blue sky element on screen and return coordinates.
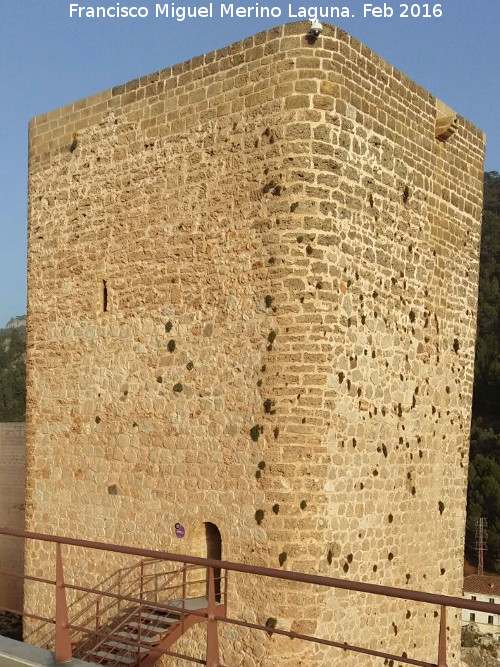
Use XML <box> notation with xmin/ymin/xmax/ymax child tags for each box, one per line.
<box><xmin>0</xmin><ymin>0</ymin><xmax>498</xmax><ymax>327</ymax></box>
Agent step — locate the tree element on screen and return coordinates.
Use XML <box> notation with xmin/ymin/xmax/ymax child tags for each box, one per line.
<box><xmin>0</xmin><ymin>325</ymin><xmax>26</xmax><ymax>422</ymax></box>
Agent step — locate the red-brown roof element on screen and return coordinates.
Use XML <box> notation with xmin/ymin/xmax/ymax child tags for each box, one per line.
<box><xmin>464</xmin><ymin>574</ymin><xmax>500</xmax><ymax>596</ymax></box>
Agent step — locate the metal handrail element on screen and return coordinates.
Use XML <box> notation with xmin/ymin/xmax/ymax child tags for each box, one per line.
<box><xmin>27</xmin><ymin>558</ymin><xmax>142</xmax><ymax>648</ymax></box>
<box><xmin>2</xmin><ymin>526</ymin><xmax>500</xmax><ymax>667</ymax></box>
<box><xmin>4</xmin><ymin>525</ymin><xmax>496</xmax><ymax>613</ymax></box>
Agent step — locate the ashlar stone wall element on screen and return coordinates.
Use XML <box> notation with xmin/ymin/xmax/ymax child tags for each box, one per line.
<box><xmin>25</xmin><ymin>21</ymin><xmax>484</xmax><ymax>666</ymax></box>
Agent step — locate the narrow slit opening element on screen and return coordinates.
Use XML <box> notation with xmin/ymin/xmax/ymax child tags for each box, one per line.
<box><xmin>103</xmin><ymin>280</ymin><xmax>108</xmax><ymax>312</ymax></box>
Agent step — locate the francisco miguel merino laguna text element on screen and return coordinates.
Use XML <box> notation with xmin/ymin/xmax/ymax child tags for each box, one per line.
<box><xmin>69</xmin><ymin>3</ymin><xmax>352</xmax><ymax>20</ymax></box>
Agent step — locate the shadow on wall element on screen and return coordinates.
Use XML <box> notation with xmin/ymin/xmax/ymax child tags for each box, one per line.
<box><xmin>205</xmin><ymin>522</ymin><xmax>222</xmax><ymax>602</ymax></box>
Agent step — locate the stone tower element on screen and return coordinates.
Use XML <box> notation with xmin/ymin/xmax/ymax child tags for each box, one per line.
<box><xmin>25</xmin><ymin>21</ymin><xmax>484</xmax><ymax>666</ymax></box>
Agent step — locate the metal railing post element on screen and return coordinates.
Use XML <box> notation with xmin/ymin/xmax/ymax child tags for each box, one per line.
<box><xmin>55</xmin><ymin>543</ymin><xmax>73</xmax><ymax>664</ymax></box>
<box><xmin>206</xmin><ymin>567</ymin><xmax>219</xmax><ymax>667</ymax></box>
<box><xmin>95</xmin><ymin>597</ymin><xmax>100</xmax><ymax>648</ymax></box>
<box><xmin>182</xmin><ymin>564</ymin><xmax>187</xmax><ymax>636</ymax></box>
<box><xmin>140</xmin><ymin>560</ymin><xmax>144</xmax><ymax>600</ymax></box>
<box><xmin>224</xmin><ymin>569</ymin><xmax>228</xmax><ymax>610</ymax></box>
<box><xmin>437</xmin><ymin>605</ymin><xmax>448</xmax><ymax>667</ymax></box>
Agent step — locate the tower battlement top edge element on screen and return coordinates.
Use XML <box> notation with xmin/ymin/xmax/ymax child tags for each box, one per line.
<box><xmin>28</xmin><ymin>20</ymin><xmax>483</xmax><ymax>140</ymax></box>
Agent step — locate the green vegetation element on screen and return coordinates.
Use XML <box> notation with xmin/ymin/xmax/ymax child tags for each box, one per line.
<box><xmin>0</xmin><ymin>324</ymin><xmax>25</xmax><ymax>422</ymax></box>
<box><xmin>254</xmin><ymin>509</ymin><xmax>265</xmax><ymax>525</ymax></box>
<box><xmin>466</xmin><ymin>172</ymin><xmax>500</xmax><ymax>571</ymax></box>
<box><xmin>265</xmin><ymin>617</ymin><xmax>277</xmax><ymax>630</ymax></box>
<box><xmin>473</xmin><ymin>172</ymin><xmax>500</xmax><ymax>420</ymax></box>
<box><xmin>250</xmin><ymin>425</ymin><xmax>261</xmax><ymax>442</ymax></box>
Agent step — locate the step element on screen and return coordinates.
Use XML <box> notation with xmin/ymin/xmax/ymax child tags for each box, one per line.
<box><xmin>103</xmin><ymin>641</ymin><xmax>148</xmax><ymax>653</ymax></box>
<box><xmin>167</xmin><ymin>597</ymin><xmax>223</xmax><ymax>611</ymax></box>
<box><xmin>138</xmin><ymin>612</ymin><xmax>179</xmax><ymax>623</ymax></box>
<box><xmin>124</xmin><ymin>621</ymin><xmax>174</xmax><ymax>634</ymax></box>
<box><xmin>115</xmin><ymin>631</ymin><xmax>159</xmax><ymax>645</ymax></box>
<box><xmin>91</xmin><ymin>651</ymin><xmax>136</xmax><ymax>664</ymax></box>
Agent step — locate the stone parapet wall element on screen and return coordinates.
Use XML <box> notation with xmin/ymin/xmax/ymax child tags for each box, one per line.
<box><xmin>0</xmin><ymin>423</ymin><xmax>25</xmax><ymax>611</ymax></box>
<box><xmin>25</xmin><ymin>22</ymin><xmax>484</xmax><ymax>666</ymax></box>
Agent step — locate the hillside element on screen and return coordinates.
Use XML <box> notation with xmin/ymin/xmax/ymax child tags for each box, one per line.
<box><xmin>0</xmin><ymin>322</ymin><xmax>26</xmax><ymax>422</ymax></box>
<box><xmin>465</xmin><ymin>172</ymin><xmax>500</xmax><ymax>571</ymax></box>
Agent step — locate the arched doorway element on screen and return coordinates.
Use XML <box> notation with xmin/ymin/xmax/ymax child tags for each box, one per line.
<box><xmin>205</xmin><ymin>522</ymin><xmax>222</xmax><ymax>602</ymax></box>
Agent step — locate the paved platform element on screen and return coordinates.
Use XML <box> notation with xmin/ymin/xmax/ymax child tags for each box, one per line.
<box><xmin>0</xmin><ymin>636</ymin><xmax>92</xmax><ymax>667</ymax></box>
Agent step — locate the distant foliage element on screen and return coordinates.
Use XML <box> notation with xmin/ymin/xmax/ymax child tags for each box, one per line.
<box><xmin>466</xmin><ymin>172</ymin><xmax>500</xmax><ymax>571</ymax></box>
<box><xmin>473</xmin><ymin>171</ymin><xmax>500</xmax><ymax>419</ymax></box>
<box><xmin>0</xmin><ymin>326</ymin><xmax>26</xmax><ymax>422</ymax></box>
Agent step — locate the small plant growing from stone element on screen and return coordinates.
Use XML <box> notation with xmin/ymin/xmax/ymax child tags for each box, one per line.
<box><xmin>262</xmin><ymin>180</ymin><xmax>277</xmax><ymax>194</ymax></box>
<box><xmin>272</xmin><ymin>504</ymin><xmax>280</xmax><ymax>515</ymax></box>
<box><xmin>297</xmin><ymin>235</ymin><xmax>304</xmax><ymax>243</ymax></box>
<box><xmin>255</xmin><ymin>470</ymin><xmax>262</xmax><ymax>480</ymax></box>
<box><xmin>132</xmin><ymin>422</ymin><xmax>138</xmax><ymax>427</ymax></box>
<box><xmin>186</xmin><ymin>361</ymin><xmax>194</xmax><ymax>370</ymax></box>
<box><xmin>165</xmin><ymin>320</ymin><xmax>173</xmax><ymax>333</ymax></box>
<box><xmin>257</xmin><ymin>379</ymin><xmax>263</xmax><ymax>387</ymax></box>
<box><xmin>258</xmin><ymin>461</ymin><xmax>266</xmax><ymax>470</ymax></box>
<box><xmin>167</xmin><ymin>340</ymin><xmax>176</xmax><ymax>353</ymax></box>
<box><xmin>268</xmin><ymin>331</ymin><xmax>276</xmax><ymax>344</ymax></box>
<box><xmin>264</xmin><ymin>295</ymin><xmax>274</xmax><ymax>308</ymax></box>
<box><xmin>263</xmin><ymin>398</ymin><xmax>275</xmax><ymax>414</ymax></box>
<box><xmin>261</xmin><ymin>364</ymin><xmax>267</xmax><ymax>372</ymax></box>
<box><xmin>306</xmin><ymin>244</ymin><xmax>313</xmax><ymax>255</ymax></box>
<box><xmin>255</xmin><ymin>509</ymin><xmax>265</xmax><ymax>525</ymax></box>
<box><xmin>265</xmin><ymin>617</ymin><xmax>277</xmax><ymax>636</ymax></box>
<box><xmin>250</xmin><ymin>425</ymin><xmax>261</xmax><ymax>442</ymax></box>
<box><xmin>278</xmin><ymin>551</ymin><xmax>287</xmax><ymax>566</ymax></box>
<box><xmin>173</xmin><ymin>383</ymin><xmax>183</xmax><ymax>393</ymax></box>
<box><xmin>290</xmin><ymin>202</ymin><xmax>299</xmax><ymax>212</ymax></box>
<box><xmin>300</xmin><ymin>500</ymin><xmax>307</xmax><ymax>510</ymax></box>
<box><xmin>95</xmin><ymin>416</ymin><xmax>101</xmax><ymax>424</ymax></box>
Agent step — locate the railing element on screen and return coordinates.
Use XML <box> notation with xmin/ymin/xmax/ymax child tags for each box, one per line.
<box><xmin>29</xmin><ymin>557</ymin><xmax>156</xmax><ymax>650</ymax></box>
<box><xmin>1</xmin><ymin>527</ymin><xmax>500</xmax><ymax>667</ymax></box>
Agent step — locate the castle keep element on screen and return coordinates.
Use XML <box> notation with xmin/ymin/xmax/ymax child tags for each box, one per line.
<box><xmin>25</xmin><ymin>22</ymin><xmax>484</xmax><ymax>666</ymax></box>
